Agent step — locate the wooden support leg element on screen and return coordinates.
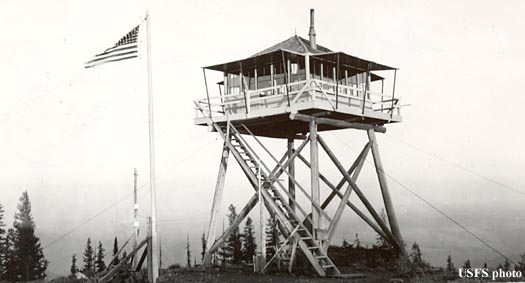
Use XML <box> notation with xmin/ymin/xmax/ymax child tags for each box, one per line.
<box><xmin>287</xmin><ymin>138</ymin><xmax>295</xmax><ymax>213</ymax></box>
<box><xmin>288</xmin><ymin>238</ymin><xmax>298</xmax><ymax>273</ymax></box>
<box><xmin>367</xmin><ymin>129</ymin><xmax>406</xmax><ymax>256</ymax></box>
<box><xmin>204</xmin><ymin>142</ymin><xmax>230</xmax><ymax>264</ymax></box>
<box><xmin>309</xmin><ymin>120</ymin><xmax>321</xmax><ymax>235</ymax></box>
<box><xmin>147</xmin><ymin>217</ymin><xmax>153</xmax><ymax>283</ymax></box>
<box><xmin>204</xmin><ymin>193</ymin><xmax>259</xmax><ymax>264</ymax></box>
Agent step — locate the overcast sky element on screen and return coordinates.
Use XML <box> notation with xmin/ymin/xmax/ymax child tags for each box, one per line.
<box><xmin>1</xmin><ymin>0</ymin><xmax>524</xmax><ymax>276</ymax></box>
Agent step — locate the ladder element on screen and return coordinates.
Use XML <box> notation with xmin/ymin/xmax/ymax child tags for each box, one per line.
<box><xmin>227</xmin><ymin>124</ymin><xmax>340</xmax><ymax>277</ymax></box>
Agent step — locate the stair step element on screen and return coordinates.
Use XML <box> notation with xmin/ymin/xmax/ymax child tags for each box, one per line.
<box><xmin>300</xmin><ymin>237</ymin><xmax>312</xmax><ymax>240</ymax></box>
<box><xmin>315</xmin><ymin>255</ymin><xmax>328</xmax><ymax>259</ymax></box>
<box><xmin>322</xmin><ymin>264</ymin><xmax>335</xmax><ymax>269</ymax></box>
<box><xmin>307</xmin><ymin>246</ymin><xmax>320</xmax><ymax>250</ymax></box>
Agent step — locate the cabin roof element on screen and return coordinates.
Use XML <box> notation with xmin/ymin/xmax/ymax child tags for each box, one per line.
<box><xmin>252</xmin><ymin>35</ymin><xmax>332</xmax><ymax>57</ymax></box>
<box><xmin>204</xmin><ymin>35</ymin><xmax>396</xmax><ymax>76</ymax></box>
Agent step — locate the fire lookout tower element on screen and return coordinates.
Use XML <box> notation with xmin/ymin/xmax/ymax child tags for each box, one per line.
<box><xmin>195</xmin><ymin>9</ymin><xmax>406</xmax><ymax>277</ymax></box>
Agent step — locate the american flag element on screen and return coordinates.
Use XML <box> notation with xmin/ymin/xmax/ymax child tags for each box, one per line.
<box><xmin>85</xmin><ymin>25</ymin><xmax>140</xmax><ymax>68</ymax></box>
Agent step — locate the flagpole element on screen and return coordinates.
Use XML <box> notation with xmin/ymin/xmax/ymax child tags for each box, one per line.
<box><xmin>146</xmin><ymin>9</ymin><xmax>160</xmax><ymax>283</ymax></box>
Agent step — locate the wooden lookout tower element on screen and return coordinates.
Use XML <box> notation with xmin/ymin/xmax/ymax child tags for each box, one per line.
<box><xmin>195</xmin><ymin>9</ymin><xmax>406</xmax><ymax>277</ymax></box>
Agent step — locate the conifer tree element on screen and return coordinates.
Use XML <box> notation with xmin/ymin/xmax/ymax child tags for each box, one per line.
<box><xmin>186</xmin><ymin>235</ymin><xmax>191</xmax><ymax>268</ymax></box>
<box><xmin>12</xmin><ymin>191</ymin><xmax>48</xmax><ymax>280</ymax></box>
<box><xmin>463</xmin><ymin>259</ymin><xmax>471</xmax><ymax>269</ymax></box>
<box><xmin>342</xmin><ymin>238</ymin><xmax>350</xmax><ymax>248</ymax></box>
<box><xmin>518</xmin><ymin>253</ymin><xmax>525</xmax><ymax>272</ymax></box>
<box><xmin>3</xmin><ymin>229</ymin><xmax>16</xmax><ymax>282</ymax></box>
<box><xmin>83</xmin><ymin>238</ymin><xmax>95</xmax><ymax>274</ymax></box>
<box><xmin>446</xmin><ymin>255</ymin><xmax>455</xmax><ymax>273</ymax></box>
<box><xmin>375</xmin><ymin>209</ymin><xmax>390</xmax><ymax>248</ymax></box>
<box><xmin>225</xmin><ymin>204</ymin><xmax>242</xmax><ymax>264</ymax></box>
<box><xmin>503</xmin><ymin>259</ymin><xmax>510</xmax><ymax>272</ymax></box>
<box><xmin>70</xmin><ymin>254</ymin><xmax>78</xmax><ymax>277</ymax></box>
<box><xmin>242</xmin><ymin>217</ymin><xmax>257</xmax><ymax>263</ymax></box>
<box><xmin>200</xmin><ymin>232</ymin><xmax>207</xmax><ymax>261</ymax></box>
<box><xmin>265</xmin><ymin>216</ymin><xmax>280</xmax><ymax>260</ymax></box>
<box><xmin>0</xmin><ymin>203</ymin><xmax>5</xmax><ymax>279</ymax></box>
<box><xmin>410</xmin><ymin>242</ymin><xmax>423</xmax><ymax>266</ymax></box>
<box><xmin>354</xmin><ymin>233</ymin><xmax>361</xmax><ymax>248</ymax></box>
<box><xmin>112</xmin><ymin>237</ymin><xmax>119</xmax><ymax>265</ymax></box>
<box><xmin>95</xmin><ymin>241</ymin><xmax>106</xmax><ymax>272</ymax></box>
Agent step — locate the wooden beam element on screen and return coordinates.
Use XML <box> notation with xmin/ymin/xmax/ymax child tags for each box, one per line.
<box><xmin>326</xmin><ymin>144</ymin><xmax>368</xmax><ymax>246</ymax></box>
<box><xmin>296</xmin><ymin>152</ymin><xmax>396</xmax><ymax>248</ymax></box>
<box><xmin>367</xmin><ymin>129</ymin><xmax>406</xmax><ymax>256</ymax></box>
<box><xmin>287</xmin><ymin>139</ymin><xmax>295</xmax><ymax>213</ymax></box>
<box><xmin>289</xmin><ymin>113</ymin><xmax>387</xmax><ymax>133</ymax></box>
<box><xmin>99</xmin><ymin>237</ymin><xmax>149</xmax><ymax>283</ymax></box>
<box><xmin>320</xmin><ymin>142</ymin><xmax>371</xmax><ymax>209</ymax></box>
<box><xmin>317</xmin><ymin>135</ymin><xmax>401</xmax><ymax>249</ymax></box>
<box><xmin>310</xmin><ymin>119</ymin><xmax>321</xmax><ymax>233</ymax></box>
<box><xmin>205</xmin><ymin>143</ymin><xmax>229</xmax><ymax>255</ymax></box>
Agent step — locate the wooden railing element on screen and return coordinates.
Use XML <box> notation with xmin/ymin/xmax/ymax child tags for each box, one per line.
<box><xmin>194</xmin><ymin>79</ymin><xmax>401</xmax><ymax>119</ymax></box>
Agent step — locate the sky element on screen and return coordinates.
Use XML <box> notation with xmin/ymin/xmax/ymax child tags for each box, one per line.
<box><xmin>1</xmin><ymin>0</ymin><xmax>525</xmax><ymax>276</ymax></box>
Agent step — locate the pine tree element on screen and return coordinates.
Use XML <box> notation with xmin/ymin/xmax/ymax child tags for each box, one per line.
<box><xmin>463</xmin><ymin>259</ymin><xmax>471</xmax><ymax>269</ymax></box>
<box><xmin>410</xmin><ymin>242</ymin><xmax>423</xmax><ymax>266</ymax></box>
<box><xmin>83</xmin><ymin>238</ymin><xmax>95</xmax><ymax>274</ymax></box>
<box><xmin>242</xmin><ymin>217</ymin><xmax>257</xmax><ymax>263</ymax></box>
<box><xmin>186</xmin><ymin>235</ymin><xmax>191</xmax><ymax>268</ymax></box>
<box><xmin>0</xmin><ymin>203</ymin><xmax>6</xmax><ymax>279</ymax></box>
<box><xmin>3</xmin><ymin>229</ymin><xmax>16</xmax><ymax>282</ymax></box>
<box><xmin>446</xmin><ymin>255</ymin><xmax>455</xmax><ymax>273</ymax></box>
<box><xmin>518</xmin><ymin>253</ymin><xmax>525</xmax><ymax>272</ymax></box>
<box><xmin>224</xmin><ymin>204</ymin><xmax>242</xmax><ymax>264</ymax></box>
<box><xmin>12</xmin><ymin>191</ymin><xmax>48</xmax><ymax>280</ymax></box>
<box><xmin>342</xmin><ymin>238</ymin><xmax>350</xmax><ymax>248</ymax></box>
<box><xmin>200</xmin><ymin>232</ymin><xmax>207</xmax><ymax>261</ymax></box>
<box><xmin>354</xmin><ymin>233</ymin><xmax>361</xmax><ymax>248</ymax></box>
<box><xmin>375</xmin><ymin>209</ymin><xmax>390</xmax><ymax>248</ymax></box>
<box><xmin>503</xmin><ymin>259</ymin><xmax>510</xmax><ymax>272</ymax></box>
<box><xmin>112</xmin><ymin>237</ymin><xmax>119</xmax><ymax>265</ymax></box>
<box><xmin>70</xmin><ymin>254</ymin><xmax>78</xmax><ymax>277</ymax></box>
<box><xmin>95</xmin><ymin>241</ymin><xmax>106</xmax><ymax>272</ymax></box>
<box><xmin>265</xmin><ymin>216</ymin><xmax>280</xmax><ymax>260</ymax></box>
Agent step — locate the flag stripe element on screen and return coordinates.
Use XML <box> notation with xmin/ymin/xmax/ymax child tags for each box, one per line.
<box><xmin>85</xmin><ymin>25</ymin><xmax>140</xmax><ymax>68</ymax></box>
<box><xmin>85</xmin><ymin>55</ymin><xmax>139</xmax><ymax>69</ymax></box>
<box><xmin>95</xmin><ymin>45</ymin><xmax>138</xmax><ymax>57</ymax></box>
<box><xmin>86</xmin><ymin>50</ymin><xmax>138</xmax><ymax>65</ymax></box>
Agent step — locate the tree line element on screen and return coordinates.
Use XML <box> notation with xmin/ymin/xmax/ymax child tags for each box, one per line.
<box><xmin>0</xmin><ymin>191</ymin><xmax>48</xmax><ymax>281</ymax></box>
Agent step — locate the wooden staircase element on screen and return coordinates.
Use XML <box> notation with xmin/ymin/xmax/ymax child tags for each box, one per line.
<box><xmin>226</xmin><ymin>124</ymin><xmax>340</xmax><ymax>277</ymax></box>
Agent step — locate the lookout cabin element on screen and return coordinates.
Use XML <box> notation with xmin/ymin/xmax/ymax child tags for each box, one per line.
<box><xmin>195</xmin><ymin>11</ymin><xmax>402</xmax><ymax>139</ymax></box>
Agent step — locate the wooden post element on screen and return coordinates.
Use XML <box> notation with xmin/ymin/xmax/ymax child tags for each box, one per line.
<box><xmin>145</xmin><ymin>11</ymin><xmax>159</xmax><ymax>282</ymax></box>
<box><xmin>254</xmin><ymin>68</ymin><xmax>258</xmax><ymax>91</ymax></box>
<box><xmin>335</xmin><ymin>54</ymin><xmax>340</xmax><ymax>108</ymax></box>
<box><xmin>391</xmin><ymin>69</ymin><xmax>397</xmax><ymax>119</ymax></box>
<box><xmin>258</xmin><ymin>164</ymin><xmax>266</xmax><ymax>270</ymax></box>
<box><xmin>309</xmin><ymin>119</ymin><xmax>320</xmax><ymax>235</ymax></box>
<box><xmin>132</xmin><ymin>168</ymin><xmax>139</xmax><ymax>269</ymax></box>
<box><xmin>204</xmin><ymin>142</ymin><xmax>230</xmax><ymax>264</ymax></box>
<box><xmin>287</xmin><ymin>138</ymin><xmax>295</xmax><ymax>213</ymax></box>
<box><xmin>270</xmin><ymin>63</ymin><xmax>274</xmax><ymax>95</ymax></box>
<box><xmin>147</xmin><ymin>217</ymin><xmax>153</xmax><ymax>283</ymax></box>
<box><xmin>367</xmin><ymin>129</ymin><xmax>406</xmax><ymax>256</ymax></box>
